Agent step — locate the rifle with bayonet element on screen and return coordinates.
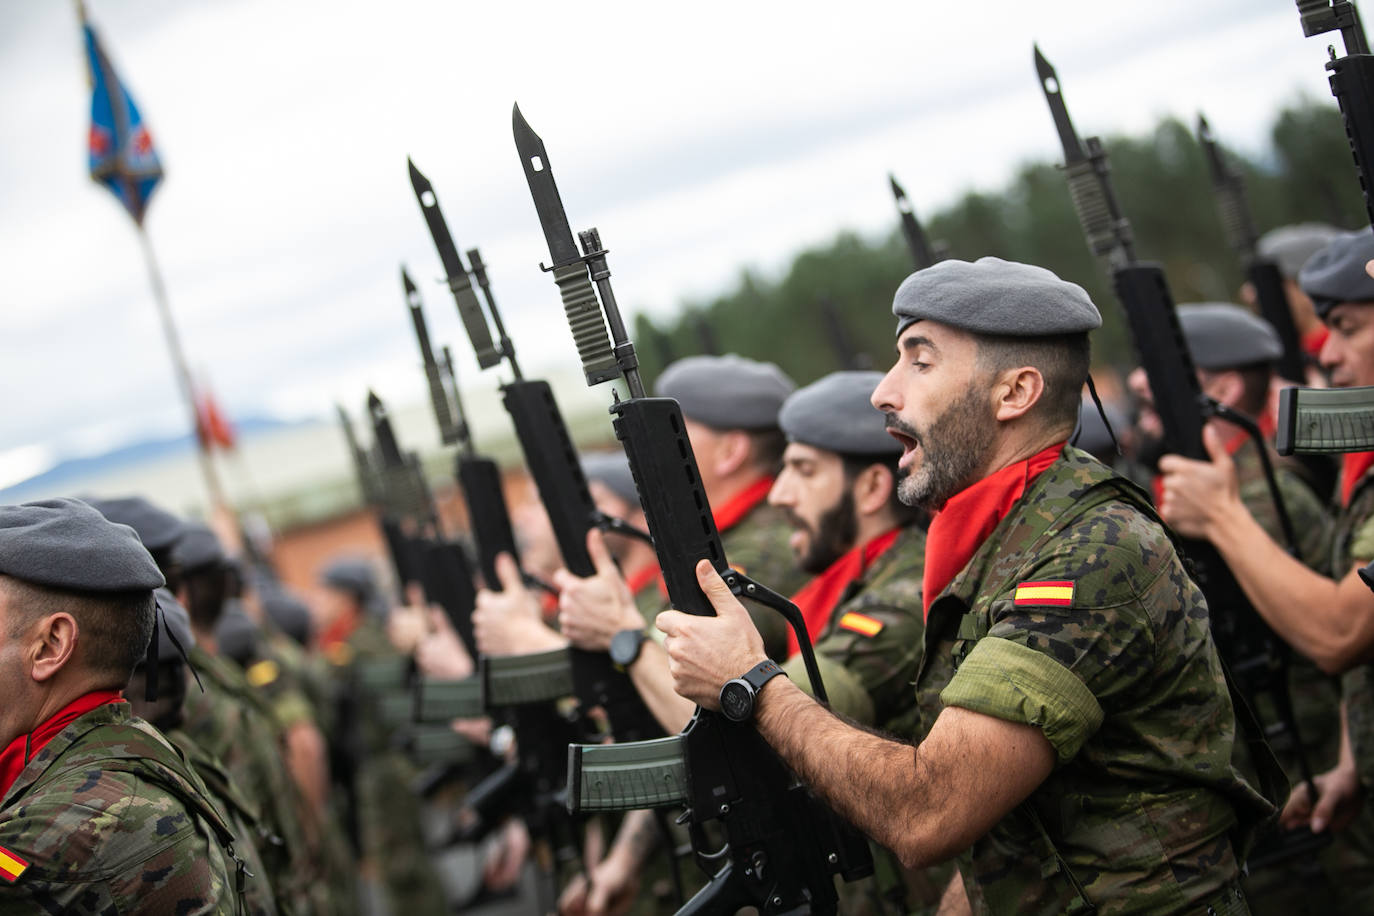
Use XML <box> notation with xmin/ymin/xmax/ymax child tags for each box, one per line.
<box><xmin>513</xmin><ymin>102</ymin><xmax>873</xmax><ymax>915</ymax></box>
<box><xmin>1195</xmin><ymin>115</ymin><xmax>1307</xmax><ymax>384</ymax></box>
<box><xmin>409</xmin><ymin>157</ymin><xmax>660</xmax><ymax>745</ymax></box>
<box><xmin>889</xmin><ymin>173</ymin><xmax>946</xmax><ymax>270</ymax></box>
<box><xmin>1295</xmin><ymin>0</ymin><xmax>1374</xmax><ymax>227</ymax></box>
<box><xmin>818</xmin><ymin>296</ymin><xmax>872</xmax><ymax>370</ymax></box>
<box><xmin>1036</xmin><ymin>46</ymin><xmax>1318</xmax><ymax>869</ymax></box>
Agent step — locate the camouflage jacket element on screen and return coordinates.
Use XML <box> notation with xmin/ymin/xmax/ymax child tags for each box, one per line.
<box><xmin>784</xmin><ymin>524</ymin><xmax>927</xmax><ymax>736</ymax></box>
<box><xmin>1333</xmin><ymin>463</ymin><xmax>1374</xmax><ymax>790</ymax></box>
<box><xmin>0</xmin><ymin>702</ymin><xmax>236</xmax><ymax>914</ymax></box>
<box><xmin>917</xmin><ymin>446</ymin><xmax>1272</xmax><ymax>916</ymax></box>
<box><xmin>723</xmin><ymin>500</ymin><xmax>811</xmax><ymax>662</ymax></box>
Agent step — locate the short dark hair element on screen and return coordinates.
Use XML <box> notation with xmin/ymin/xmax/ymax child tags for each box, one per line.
<box><xmin>180</xmin><ymin>564</ymin><xmax>230</xmax><ymax>631</ymax></box>
<box><xmin>974</xmin><ymin>332</ymin><xmax>1091</xmax><ymax>431</ymax></box>
<box><xmin>839</xmin><ymin>454</ymin><xmax>927</xmax><ymax>530</ymax></box>
<box><xmin>745</xmin><ymin>428</ymin><xmax>788</xmax><ymax>475</ymax></box>
<box><xmin>1</xmin><ymin>577</ymin><xmax>154</xmax><ymax>685</ymax></box>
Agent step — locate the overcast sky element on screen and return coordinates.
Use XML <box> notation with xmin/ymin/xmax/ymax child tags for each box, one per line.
<box><xmin>0</xmin><ymin>0</ymin><xmax>1342</xmax><ymax>489</ymax></box>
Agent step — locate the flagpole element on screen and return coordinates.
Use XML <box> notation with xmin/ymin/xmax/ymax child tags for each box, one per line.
<box><xmin>135</xmin><ymin>222</ymin><xmax>228</xmax><ymax>509</ymax></box>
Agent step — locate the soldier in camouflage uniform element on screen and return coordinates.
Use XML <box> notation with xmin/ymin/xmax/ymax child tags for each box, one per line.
<box><xmin>1162</xmin><ymin>230</ymin><xmax>1374</xmax><ymax>908</ymax></box>
<box><xmin>661</xmin><ymin>259</ymin><xmax>1275</xmax><ymax>915</ymax></box>
<box><xmin>316</xmin><ymin>558</ymin><xmax>448</xmax><ymax>916</ymax></box>
<box><xmin>0</xmin><ymin>498</ymin><xmax>235</xmax><ymax>914</ymax></box>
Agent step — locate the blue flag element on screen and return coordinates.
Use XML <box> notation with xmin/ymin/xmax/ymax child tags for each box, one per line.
<box><xmin>83</xmin><ymin>21</ymin><xmax>163</xmax><ymax>225</ymax></box>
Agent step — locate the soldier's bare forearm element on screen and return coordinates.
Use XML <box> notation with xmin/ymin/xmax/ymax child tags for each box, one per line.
<box><xmin>753</xmin><ymin>678</ymin><xmax>1053</xmax><ymax>868</ymax></box>
<box><xmin>1205</xmin><ymin>499</ymin><xmax>1374</xmax><ymax>671</ymax></box>
<box><xmin>628</xmin><ymin>641</ymin><xmax>696</xmax><ymax>734</ymax></box>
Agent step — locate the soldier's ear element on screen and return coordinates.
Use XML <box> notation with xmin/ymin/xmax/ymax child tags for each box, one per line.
<box><xmin>852</xmin><ymin>463</ymin><xmax>893</xmax><ymax>518</ymax></box>
<box><xmin>992</xmin><ymin>366</ymin><xmax>1045</xmax><ymax>423</ymax></box>
<box><xmin>29</xmin><ymin>612</ymin><xmax>79</xmax><ymax>683</ymax></box>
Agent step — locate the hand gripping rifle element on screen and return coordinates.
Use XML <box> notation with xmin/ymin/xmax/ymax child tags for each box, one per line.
<box><xmin>1195</xmin><ymin>116</ymin><xmax>1307</xmax><ymax>384</ymax></box>
<box><xmin>513</xmin><ymin>103</ymin><xmax>873</xmax><ymax>915</ymax></box>
<box><xmin>409</xmin><ymin>158</ymin><xmax>658</xmax><ymax>744</ymax></box>
<box><xmin>889</xmin><ymin>174</ymin><xmax>946</xmax><ymax>270</ymax></box>
<box><xmin>1037</xmin><ymin>47</ymin><xmax>1319</xmax><ymax>868</ymax></box>
<box><xmin>1295</xmin><ymin>0</ymin><xmax>1374</xmax><ymax>227</ymax></box>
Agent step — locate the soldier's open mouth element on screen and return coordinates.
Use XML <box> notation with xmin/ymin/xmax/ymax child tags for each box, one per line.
<box><xmin>888</xmin><ymin>429</ymin><xmax>919</xmax><ymax>468</ymax></box>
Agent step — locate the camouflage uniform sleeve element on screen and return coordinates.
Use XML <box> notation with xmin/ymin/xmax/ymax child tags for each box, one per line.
<box><xmin>0</xmin><ymin>770</ymin><xmax>232</xmax><ymax>914</ymax></box>
<box><xmin>940</xmin><ymin>521</ymin><xmax>1166</xmax><ymax>763</ymax></box>
<box><xmin>1238</xmin><ymin>465</ymin><xmax>1332</xmax><ymax>572</ymax></box>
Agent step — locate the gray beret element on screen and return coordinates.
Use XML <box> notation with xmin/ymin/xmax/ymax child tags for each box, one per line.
<box><xmin>893</xmin><ymin>257</ymin><xmax>1101</xmax><ymax>337</ymax></box>
<box><xmin>1258</xmin><ymin>223</ymin><xmax>1342</xmax><ymax>278</ymax></box>
<box><xmin>0</xmin><ymin>497</ymin><xmax>165</xmax><ymax>592</ymax></box>
<box><xmin>1176</xmin><ymin>303</ymin><xmax>1282</xmax><ymax>370</ymax></box>
<box><xmin>214</xmin><ymin>601</ymin><xmax>259</xmax><ymax>666</ymax></box>
<box><xmin>149</xmin><ymin>588</ymin><xmax>196</xmax><ymax>663</ymax></box>
<box><xmin>86</xmin><ymin>496</ymin><xmax>185</xmax><ymax>553</ymax></box>
<box><xmin>261</xmin><ymin>586</ymin><xmax>312</xmax><ymax>647</ymax></box>
<box><xmin>778</xmin><ymin>371</ymin><xmax>897</xmax><ymax>457</ymax></box>
<box><xmin>321</xmin><ymin>558</ymin><xmax>379</xmax><ymax>605</ymax></box>
<box><xmin>581</xmin><ymin>451</ymin><xmax>639</xmax><ymax>507</ymax></box>
<box><xmin>172</xmin><ymin>522</ymin><xmax>225</xmax><ymax>573</ymax></box>
<box><xmin>654</xmin><ymin>354</ymin><xmax>795</xmax><ymax>430</ymax></box>
<box><xmin>1299</xmin><ymin>228</ymin><xmax>1374</xmax><ymax>318</ymax></box>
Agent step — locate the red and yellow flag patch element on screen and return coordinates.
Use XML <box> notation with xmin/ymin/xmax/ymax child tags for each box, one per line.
<box><xmin>1013</xmin><ymin>580</ymin><xmax>1075</xmax><ymax>607</ymax></box>
<box><xmin>838</xmin><ymin>612</ymin><xmax>884</xmax><ymax>637</ymax></box>
<box><xmin>0</xmin><ymin>845</ymin><xmax>29</xmax><ymax>883</ymax></box>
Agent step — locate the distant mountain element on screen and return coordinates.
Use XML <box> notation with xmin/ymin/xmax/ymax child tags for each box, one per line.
<box><xmin>0</xmin><ymin>416</ymin><xmax>315</xmax><ymax>501</ymax></box>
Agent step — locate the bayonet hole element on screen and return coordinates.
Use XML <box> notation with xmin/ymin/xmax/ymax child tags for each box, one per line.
<box><xmin>1044</xmin><ymin>76</ymin><xmax>1059</xmax><ymax>94</ymax></box>
<box><xmin>421</xmin><ymin>191</ymin><xmax>436</xmax><ymax>207</ymax></box>
<box><xmin>531</xmin><ymin>156</ymin><xmax>545</xmax><ymax>173</ymax></box>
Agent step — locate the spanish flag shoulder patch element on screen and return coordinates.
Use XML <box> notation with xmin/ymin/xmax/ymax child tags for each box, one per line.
<box><xmin>838</xmin><ymin>612</ymin><xmax>884</xmax><ymax>637</ymax></box>
<box><xmin>0</xmin><ymin>845</ymin><xmax>29</xmax><ymax>883</ymax></box>
<box><xmin>1013</xmin><ymin>580</ymin><xmax>1075</xmax><ymax>607</ymax></box>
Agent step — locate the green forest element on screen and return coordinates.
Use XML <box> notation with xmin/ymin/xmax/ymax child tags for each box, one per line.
<box><xmin>631</xmin><ymin>98</ymin><xmax>1369</xmax><ymax>388</ymax></box>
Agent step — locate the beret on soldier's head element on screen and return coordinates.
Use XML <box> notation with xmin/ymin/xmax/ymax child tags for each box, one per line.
<box><xmin>172</xmin><ymin>523</ymin><xmax>226</xmax><ymax>574</ymax></box>
<box><xmin>321</xmin><ymin>558</ymin><xmax>378</xmax><ymax>604</ymax></box>
<box><xmin>892</xmin><ymin>257</ymin><xmax>1102</xmax><ymax>338</ymax></box>
<box><xmin>1258</xmin><ymin>223</ymin><xmax>1342</xmax><ymax>278</ymax></box>
<box><xmin>261</xmin><ymin>586</ymin><xmax>312</xmax><ymax>647</ymax></box>
<box><xmin>1299</xmin><ymin>228</ymin><xmax>1374</xmax><ymax>318</ymax></box>
<box><xmin>85</xmin><ymin>496</ymin><xmax>186</xmax><ymax>553</ymax></box>
<box><xmin>146</xmin><ymin>588</ymin><xmax>196</xmax><ymax>664</ymax></box>
<box><xmin>214</xmin><ymin>601</ymin><xmax>259</xmax><ymax>667</ymax></box>
<box><xmin>778</xmin><ymin>371</ymin><xmax>898</xmax><ymax>457</ymax></box>
<box><xmin>580</xmin><ymin>451</ymin><xmax>639</xmax><ymax>507</ymax></box>
<box><xmin>1176</xmin><ymin>303</ymin><xmax>1282</xmax><ymax>370</ymax></box>
<box><xmin>0</xmin><ymin>497</ymin><xmax>165</xmax><ymax>593</ymax></box>
<box><xmin>654</xmin><ymin>354</ymin><xmax>796</xmax><ymax>430</ymax></box>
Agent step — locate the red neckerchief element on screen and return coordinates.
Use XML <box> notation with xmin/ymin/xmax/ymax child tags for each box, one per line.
<box><xmin>626</xmin><ymin>564</ymin><xmax>667</xmax><ymax>600</ymax></box>
<box><xmin>318</xmin><ymin>612</ymin><xmax>360</xmax><ymax>655</ymax></box>
<box><xmin>786</xmin><ymin>527</ymin><xmax>902</xmax><ymax>658</ymax></box>
<box><xmin>0</xmin><ymin>689</ymin><xmax>125</xmax><ymax>797</ymax></box>
<box><xmin>1342</xmin><ymin>452</ymin><xmax>1374</xmax><ymax>507</ymax></box>
<box><xmin>1302</xmin><ymin>326</ymin><xmax>1329</xmax><ymax>358</ymax></box>
<box><xmin>922</xmin><ymin>443</ymin><xmax>1064</xmax><ymax>621</ymax></box>
<box><xmin>713</xmin><ymin>476</ymin><xmax>775</xmax><ymax>534</ymax></box>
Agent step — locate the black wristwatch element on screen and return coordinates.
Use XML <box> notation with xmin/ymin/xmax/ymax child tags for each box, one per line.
<box><xmin>719</xmin><ymin>659</ymin><xmax>788</xmax><ymax>722</ymax></box>
<box><xmin>609</xmin><ymin>628</ymin><xmax>649</xmax><ymax>668</ymax></box>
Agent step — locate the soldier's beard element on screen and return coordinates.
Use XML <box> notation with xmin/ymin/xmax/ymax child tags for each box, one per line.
<box><xmin>785</xmin><ymin>491</ymin><xmax>858</xmax><ymax>575</ymax></box>
<box><xmin>892</xmin><ymin>387</ymin><xmax>997</xmax><ymax>511</ymax></box>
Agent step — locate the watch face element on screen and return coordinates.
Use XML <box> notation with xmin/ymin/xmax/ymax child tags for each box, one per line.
<box><xmin>719</xmin><ymin>680</ymin><xmax>754</xmax><ymax>722</ymax></box>
<box><xmin>610</xmin><ymin>629</ymin><xmax>643</xmax><ymax>667</ymax></box>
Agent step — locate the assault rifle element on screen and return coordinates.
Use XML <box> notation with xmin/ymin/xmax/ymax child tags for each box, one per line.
<box><xmin>409</xmin><ymin>157</ymin><xmax>659</xmax><ymax>744</ymax></box>
<box><xmin>1196</xmin><ymin>115</ymin><xmax>1307</xmax><ymax>384</ymax></box>
<box><xmin>889</xmin><ymin>173</ymin><xmax>946</xmax><ymax>270</ymax></box>
<box><xmin>512</xmin><ymin>102</ymin><xmax>873</xmax><ymax>914</ymax></box>
<box><xmin>1037</xmin><ymin>46</ymin><xmax>1318</xmax><ymax>868</ymax></box>
<box><xmin>818</xmin><ymin>296</ymin><xmax>872</xmax><ymax>370</ymax></box>
<box><xmin>1295</xmin><ymin>0</ymin><xmax>1374</xmax><ymax>227</ymax></box>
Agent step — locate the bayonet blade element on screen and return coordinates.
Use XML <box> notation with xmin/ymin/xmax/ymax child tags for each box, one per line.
<box><xmin>889</xmin><ymin>172</ymin><xmax>939</xmax><ymax>270</ymax></box>
<box><xmin>403</xmin><ymin>265</ymin><xmax>459</xmax><ymax>445</ymax></box>
<box><xmin>512</xmin><ymin>104</ymin><xmax>583</xmax><ymax>267</ymax></box>
<box><xmin>367</xmin><ymin>389</ymin><xmax>403</xmax><ymax>469</ymax></box>
<box><xmin>407</xmin><ymin>157</ymin><xmax>502</xmax><ymax>368</ymax></box>
<box><xmin>1034</xmin><ymin>45</ymin><xmax>1086</xmax><ymax>164</ymax></box>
